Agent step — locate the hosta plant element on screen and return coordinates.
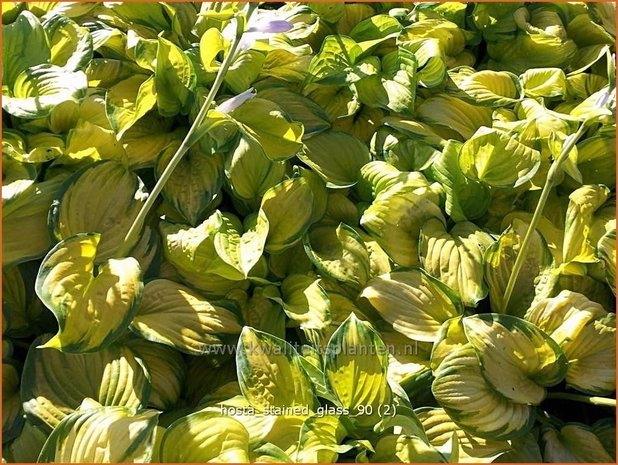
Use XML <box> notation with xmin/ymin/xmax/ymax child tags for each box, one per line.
<box><xmin>2</xmin><ymin>1</ymin><xmax>616</xmax><ymax>463</ymax></box>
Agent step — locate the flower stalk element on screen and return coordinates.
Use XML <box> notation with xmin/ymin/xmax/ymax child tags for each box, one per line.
<box><xmin>116</xmin><ymin>4</ymin><xmax>258</xmax><ymax>258</ymax></box>
<box><xmin>501</xmin><ymin>89</ymin><xmax>612</xmax><ymax>310</ymax></box>
<box><xmin>546</xmin><ymin>392</ymin><xmax>616</xmax><ymax>408</ymax></box>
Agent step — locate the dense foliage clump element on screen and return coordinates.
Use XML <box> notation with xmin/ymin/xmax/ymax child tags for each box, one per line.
<box><xmin>2</xmin><ymin>2</ymin><xmax>616</xmax><ymax>462</ymax></box>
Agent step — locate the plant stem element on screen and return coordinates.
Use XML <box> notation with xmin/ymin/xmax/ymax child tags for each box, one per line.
<box><xmin>501</xmin><ymin>122</ymin><xmax>588</xmax><ymax>311</ymax></box>
<box><xmin>546</xmin><ymin>392</ymin><xmax>616</xmax><ymax>408</ymax></box>
<box><xmin>502</xmin><ymin>87</ymin><xmax>612</xmax><ymax>310</ymax></box>
<box><xmin>116</xmin><ymin>6</ymin><xmax>256</xmax><ymax>258</ymax></box>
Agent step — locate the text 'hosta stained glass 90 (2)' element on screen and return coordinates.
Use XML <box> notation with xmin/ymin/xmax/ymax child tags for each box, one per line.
<box><xmin>1</xmin><ymin>1</ymin><xmax>616</xmax><ymax>463</ymax></box>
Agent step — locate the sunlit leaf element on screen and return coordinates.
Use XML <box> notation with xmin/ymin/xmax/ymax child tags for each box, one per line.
<box><xmin>237</xmin><ymin>327</ymin><xmax>318</xmax><ymax>412</ymax></box>
<box><xmin>38</xmin><ymin>404</ymin><xmax>159</xmax><ymax>463</ymax></box>
<box><xmin>231</xmin><ymin>98</ymin><xmax>304</xmax><ymax>161</ymax></box>
<box><xmin>484</xmin><ymin>218</ymin><xmax>553</xmax><ymax>317</ymax></box>
<box><xmin>324</xmin><ymin>314</ymin><xmax>392</xmax><ymax>428</ymax></box>
<box><xmin>3</xmin><ymin>65</ymin><xmax>87</xmax><ymax>119</ymax></box>
<box><xmin>49</xmin><ymin>161</ymin><xmax>148</xmax><ymax>262</ymax></box>
<box><xmin>361</xmin><ymin>269</ymin><xmax>463</xmax><ymax>342</ymax></box>
<box><xmin>459</xmin><ymin>127</ymin><xmax>541</xmax><ymax>188</ymax></box>
<box><xmin>304</xmin><ymin>223</ymin><xmax>371</xmax><ymax>288</ymax></box>
<box><xmin>35</xmin><ymin>233</ymin><xmax>143</xmax><ymax>352</ymax></box>
<box><xmin>299</xmin><ymin>130</ymin><xmax>371</xmax><ymax>188</ymax></box>
<box><xmin>420</xmin><ymin>219</ymin><xmax>495</xmax><ymax>307</ymax></box>
<box><xmin>130</xmin><ymin>279</ymin><xmax>242</xmax><ymax>356</ymax></box>
<box><xmin>155</xmin><ymin>36</ymin><xmax>196</xmax><ymax>116</ymax></box>
<box><xmin>160</xmin><ymin>411</ymin><xmax>250</xmax><ymax>463</ymax></box>
<box><xmin>22</xmin><ymin>335</ymin><xmax>150</xmax><ymax>429</ymax></box>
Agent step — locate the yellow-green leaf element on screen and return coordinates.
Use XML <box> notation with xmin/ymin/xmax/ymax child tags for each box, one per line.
<box><xmin>3</xmin><ymin>65</ymin><xmax>87</xmax><ymax>119</ymax></box>
<box><xmin>360</xmin><ymin>269</ymin><xmax>463</xmax><ymax>342</ymax></box>
<box><xmin>225</xmin><ymin>135</ymin><xmax>287</xmax><ymax>203</ymax></box>
<box><xmin>200</xmin><ymin>27</ymin><xmax>226</xmax><ymax>73</ymax></box>
<box><xmin>565</xmin><ymin>314</ymin><xmax>616</xmax><ymax>395</ymax></box>
<box><xmin>462</xmin><ymin>314</ymin><xmax>568</xmax><ymax>404</ymax></box>
<box><xmin>597</xmin><ymin>227</ymin><xmax>616</xmax><ymax>293</ymax></box>
<box><xmin>237</xmin><ymin>327</ymin><xmax>318</xmax><ymax>412</ymax></box>
<box><xmin>304</xmin><ymin>223</ymin><xmax>371</xmax><ymax>288</ymax></box>
<box><xmin>225</xmin><ymin>49</ymin><xmax>265</xmax><ymax>94</ymax></box>
<box><xmin>126</xmin><ymin>339</ymin><xmax>186</xmax><ymax>411</ymax></box>
<box><xmin>22</xmin><ymin>132</ymin><xmax>65</xmax><ymax>163</ymax></box>
<box><xmin>371</xmin><ymin>434</ymin><xmax>445</xmax><ymax>463</ymax></box>
<box><xmin>214</xmin><ymin>212</ymin><xmax>269</xmax><ymax>278</ymax></box>
<box><xmin>50</xmin><ymin>161</ymin><xmax>147</xmax><ymax>262</ymax></box>
<box><xmin>271</xmin><ymin>274</ymin><xmax>331</xmax><ymax>334</ymax></box>
<box><xmin>427</xmin><ymin>140</ymin><xmax>491</xmax><ymax>222</ymax></box>
<box><xmin>260</xmin><ymin>177</ymin><xmax>315</xmax><ymax>254</ymax></box>
<box><xmin>256</xmin><ymin>87</ymin><xmax>330</xmax><ymax>137</ymax></box>
<box><xmin>156</xmin><ymin>144</ymin><xmax>225</xmax><ymax>226</ymax></box>
<box><xmin>484</xmin><ymin>218</ymin><xmax>553</xmax><ymax>318</ymax></box>
<box><xmin>360</xmin><ymin>183</ymin><xmax>444</xmax><ymax>267</ymax></box>
<box><xmin>420</xmin><ymin>219</ymin><xmax>495</xmax><ymax>307</ymax></box>
<box><xmin>526</xmin><ymin>290</ymin><xmax>616</xmax><ymax>394</ymax></box>
<box><xmin>299</xmin><ymin>130</ymin><xmax>371</xmax><ymax>188</ymax></box>
<box><xmin>155</xmin><ymin>36</ymin><xmax>196</xmax><ymax>116</ymax></box>
<box><xmin>403</xmin><ymin>38</ymin><xmax>447</xmax><ymax>88</ymax></box>
<box><xmin>563</xmin><ymin>184</ymin><xmax>611</xmax><ymax>264</ymax></box>
<box><xmin>122</xmin><ymin>115</ymin><xmax>184</xmax><ymax>169</ymax></box>
<box><xmin>417</xmin><ymin>407</ymin><xmax>511</xmax><ymax>463</ymax></box>
<box><xmin>22</xmin><ymin>335</ymin><xmax>150</xmax><ymax>429</ymax></box>
<box><xmin>307</xmin><ymin>35</ymin><xmax>362</xmax><ymax>85</ymax></box>
<box><xmin>448</xmin><ymin>68</ymin><xmax>521</xmax><ymax>107</ymax></box>
<box><xmin>38</xmin><ymin>404</ymin><xmax>159</xmax><ymax>463</ymax></box>
<box><xmin>3</xmin><ymin>176</ymin><xmax>64</xmax><ymax>266</ymax></box>
<box><xmin>63</xmin><ymin>120</ymin><xmax>127</xmax><ymax>164</ymax></box>
<box><xmin>432</xmin><ymin>344</ymin><xmax>534</xmax><ymax>441</ymax></box>
<box><xmin>35</xmin><ymin>233</ymin><xmax>143</xmax><ymax>352</ymax></box>
<box><xmin>324</xmin><ymin>314</ymin><xmax>392</xmax><ymax>428</ymax></box>
<box><xmin>459</xmin><ymin>127</ymin><xmax>541</xmax><ymax>188</ymax></box>
<box><xmin>520</xmin><ymin>68</ymin><xmax>568</xmax><ymax>99</ymax></box>
<box><xmin>43</xmin><ymin>13</ymin><xmax>92</xmax><ymax>72</ymax></box>
<box><xmin>542</xmin><ymin>424</ymin><xmax>614</xmax><ymax>463</ymax></box>
<box><xmin>130</xmin><ymin>279</ymin><xmax>243</xmax><ymax>355</ymax></box>
<box><xmin>294</xmin><ymin>415</ymin><xmax>348</xmax><ymax>463</ymax></box>
<box><xmin>2</xmin><ymin>10</ymin><xmax>50</xmax><ymax>89</ymax></box>
<box><xmin>106</xmin><ymin>74</ymin><xmax>156</xmax><ymax>138</ymax></box>
<box><xmin>231</xmin><ymin>98</ymin><xmax>304</xmax><ymax>161</ymax></box>
<box><xmin>160</xmin><ymin>411</ymin><xmax>250</xmax><ymax>463</ymax></box>
<box><xmin>159</xmin><ymin>215</ymin><xmax>249</xmax><ymax>294</ymax></box>
<box><xmin>416</xmin><ymin>95</ymin><xmax>493</xmax><ymax>140</ymax></box>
